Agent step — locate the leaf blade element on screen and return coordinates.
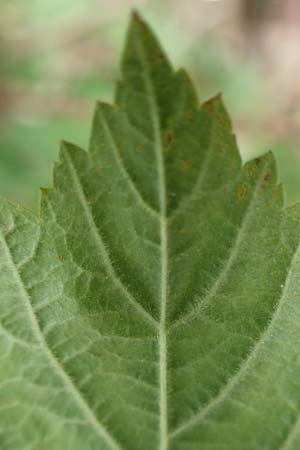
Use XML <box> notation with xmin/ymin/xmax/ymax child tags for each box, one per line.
<box><xmin>1</xmin><ymin>12</ymin><xmax>300</xmax><ymax>450</ymax></box>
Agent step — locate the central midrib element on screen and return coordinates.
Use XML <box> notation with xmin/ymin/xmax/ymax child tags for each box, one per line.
<box><xmin>149</xmin><ymin>80</ymin><xmax>169</xmax><ymax>450</ymax></box>
<box><xmin>154</xmin><ymin>108</ymin><xmax>169</xmax><ymax>450</ymax></box>
<box><xmin>135</xmin><ymin>39</ymin><xmax>169</xmax><ymax>450</ymax></box>
<box><xmin>155</xmin><ymin>109</ymin><xmax>169</xmax><ymax>450</ymax></box>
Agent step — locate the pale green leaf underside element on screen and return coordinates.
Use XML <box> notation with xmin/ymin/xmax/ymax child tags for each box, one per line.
<box><xmin>1</xmin><ymin>12</ymin><xmax>300</xmax><ymax>450</ymax></box>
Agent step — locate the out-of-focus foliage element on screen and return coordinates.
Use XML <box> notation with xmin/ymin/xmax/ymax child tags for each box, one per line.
<box><xmin>0</xmin><ymin>119</ymin><xmax>87</xmax><ymax>206</ymax></box>
<box><xmin>0</xmin><ymin>0</ymin><xmax>300</xmax><ymax>208</ymax></box>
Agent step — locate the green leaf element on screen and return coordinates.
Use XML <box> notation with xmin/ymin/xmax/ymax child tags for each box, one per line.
<box><xmin>1</xmin><ymin>12</ymin><xmax>300</xmax><ymax>450</ymax></box>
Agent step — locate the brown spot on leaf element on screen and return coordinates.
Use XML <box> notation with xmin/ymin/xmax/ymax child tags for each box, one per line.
<box><xmin>183</xmin><ymin>110</ymin><xmax>193</xmax><ymax>120</ymax></box>
<box><xmin>182</xmin><ymin>160</ymin><xmax>191</xmax><ymax>173</ymax></box>
<box><xmin>264</xmin><ymin>173</ymin><xmax>272</xmax><ymax>183</ymax></box>
<box><xmin>185</xmin><ymin>75</ymin><xmax>193</xmax><ymax>87</ymax></box>
<box><xmin>247</xmin><ymin>159</ymin><xmax>261</xmax><ymax>179</ymax></box>
<box><xmin>132</xmin><ymin>11</ymin><xmax>141</xmax><ymax>23</ymax></box>
<box><xmin>164</xmin><ymin>131</ymin><xmax>173</xmax><ymax>151</ymax></box>
<box><xmin>254</xmin><ymin>157</ymin><xmax>261</xmax><ymax>166</ymax></box>
<box><xmin>203</xmin><ymin>98</ymin><xmax>215</xmax><ymax>115</ymax></box>
<box><xmin>238</xmin><ymin>185</ymin><xmax>246</xmax><ymax>200</ymax></box>
<box><xmin>132</xmin><ymin>11</ymin><xmax>147</xmax><ymax>30</ymax></box>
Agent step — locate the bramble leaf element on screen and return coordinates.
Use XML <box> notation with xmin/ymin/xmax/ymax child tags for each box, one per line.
<box><xmin>1</xmin><ymin>12</ymin><xmax>300</xmax><ymax>450</ymax></box>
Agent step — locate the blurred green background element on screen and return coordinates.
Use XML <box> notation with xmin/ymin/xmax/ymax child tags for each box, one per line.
<box><xmin>1</xmin><ymin>0</ymin><xmax>300</xmax><ymax>209</ymax></box>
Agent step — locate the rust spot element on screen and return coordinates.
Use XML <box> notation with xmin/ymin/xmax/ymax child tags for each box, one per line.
<box><xmin>185</xmin><ymin>75</ymin><xmax>193</xmax><ymax>87</ymax></box>
<box><xmin>203</xmin><ymin>98</ymin><xmax>215</xmax><ymax>114</ymax></box>
<box><xmin>157</xmin><ymin>51</ymin><xmax>165</xmax><ymax>61</ymax></box>
<box><xmin>264</xmin><ymin>173</ymin><xmax>272</xmax><ymax>183</ymax></box>
<box><xmin>132</xmin><ymin>11</ymin><xmax>141</xmax><ymax>23</ymax></box>
<box><xmin>254</xmin><ymin>157</ymin><xmax>261</xmax><ymax>166</ymax></box>
<box><xmin>167</xmin><ymin>131</ymin><xmax>173</xmax><ymax>145</ymax></box>
<box><xmin>238</xmin><ymin>185</ymin><xmax>246</xmax><ymax>200</ymax></box>
<box><xmin>132</xmin><ymin>11</ymin><xmax>147</xmax><ymax>31</ymax></box>
<box><xmin>247</xmin><ymin>159</ymin><xmax>261</xmax><ymax>179</ymax></box>
<box><xmin>182</xmin><ymin>160</ymin><xmax>191</xmax><ymax>173</ymax></box>
<box><xmin>246</xmin><ymin>169</ymin><xmax>253</xmax><ymax>179</ymax></box>
<box><xmin>164</xmin><ymin>131</ymin><xmax>174</xmax><ymax>151</ymax></box>
<box><xmin>183</xmin><ymin>110</ymin><xmax>193</xmax><ymax>120</ymax></box>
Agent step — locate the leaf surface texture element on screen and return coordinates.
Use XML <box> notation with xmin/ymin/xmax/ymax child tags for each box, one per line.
<box><xmin>1</xmin><ymin>13</ymin><xmax>300</xmax><ymax>450</ymax></box>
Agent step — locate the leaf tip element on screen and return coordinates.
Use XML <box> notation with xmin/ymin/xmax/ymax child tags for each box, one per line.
<box><xmin>39</xmin><ymin>186</ymin><xmax>50</xmax><ymax>200</ymax></box>
<box><xmin>131</xmin><ymin>9</ymin><xmax>142</xmax><ymax>23</ymax></box>
<box><xmin>128</xmin><ymin>9</ymin><xmax>153</xmax><ymax>37</ymax></box>
<box><xmin>202</xmin><ymin>94</ymin><xmax>223</xmax><ymax>114</ymax></box>
<box><xmin>59</xmin><ymin>140</ymin><xmax>78</xmax><ymax>157</ymax></box>
<box><xmin>262</xmin><ymin>150</ymin><xmax>277</xmax><ymax>171</ymax></box>
<box><xmin>95</xmin><ymin>100</ymin><xmax>112</xmax><ymax>114</ymax></box>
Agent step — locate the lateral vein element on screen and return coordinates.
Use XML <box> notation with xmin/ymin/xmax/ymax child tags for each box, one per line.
<box><xmin>97</xmin><ymin>108</ymin><xmax>160</xmax><ymax>219</ymax></box>
<box><xmin>64</xmin><ymin>151</ymin><xmax>158</xmax><ymax>329</ymax></box>
<box><xmin>171</xmin><ymin>159</ymin><xmax>269</xmax><ymax>330</ymax></box>
<box><xmin>0</xmin><ymin>230</ymin><xmax>122</xmax><ymax>450</ymax></box>
<box><xmin>170</xmin><ymin>233</ymin><xmax>300</xmax><ymax>440</ymax></box>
